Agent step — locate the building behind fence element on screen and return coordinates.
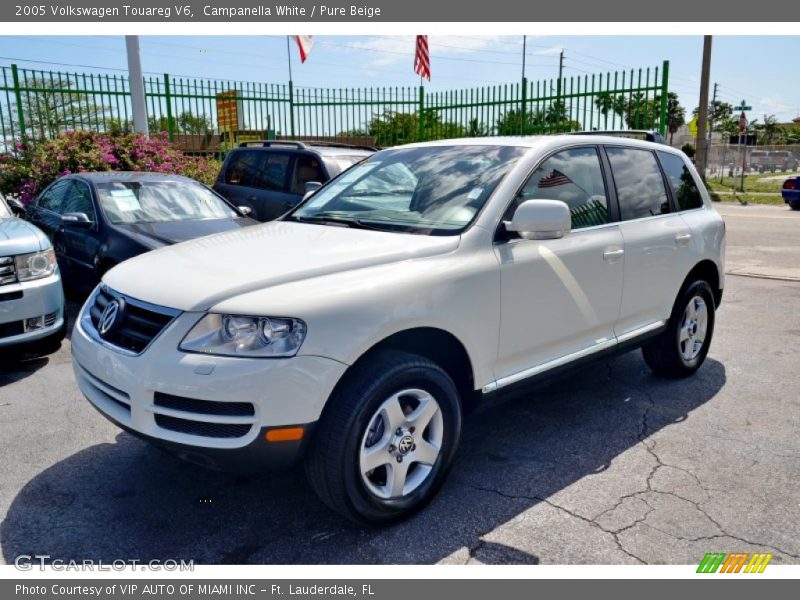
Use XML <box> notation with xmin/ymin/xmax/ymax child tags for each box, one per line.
<box><xmin>1</xmin><ymin>61</ymin><xmax>670</xmax><ymax>155</ymax></box>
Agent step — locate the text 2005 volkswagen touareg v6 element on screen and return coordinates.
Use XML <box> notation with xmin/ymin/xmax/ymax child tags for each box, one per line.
<box><xmin>72</xmin><ymin>136</ymin><xmax>725</xmax><ymax>524</ymax></box>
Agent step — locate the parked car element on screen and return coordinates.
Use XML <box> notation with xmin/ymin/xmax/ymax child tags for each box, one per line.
<box><xmin>71</xmin><ymin>136</ymin><xmax>725</xmax><ymax>524</ymax></box>
<box><xmin>213</xmin><ymin>141</ymin><xmax>374</xmax><ymax>222</ymax></box>
<box><xmin>781</xmin><ymin>176</ymin><xmax>800</xmax><ymax>210</ymax></box>
<box><xmin>21</xmin><ymin>172</ymin><xmax>258</xmax><ymax>290</ymax></box>
<box><xmin>771</xmin><ymin>151</ymin><xmax>798</xmax><ymax>172</ymax></box>
<box><xmin>748</xmin><ymin>150</ymin><xmax>772</xmax><ymax>172</ymax></box>
<box><xmin>0</xmin><ymin>194</ymin><xmax>66</xmax><ymax>355</ymax></box>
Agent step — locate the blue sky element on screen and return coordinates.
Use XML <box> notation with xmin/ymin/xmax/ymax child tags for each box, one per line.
<box><xmin>0</xmin><ymin>35</ymin><xmax>798</xmax><ymax>121</ymax></box>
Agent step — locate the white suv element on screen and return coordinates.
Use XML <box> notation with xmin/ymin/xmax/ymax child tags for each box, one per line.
<box><xmin>71</xmin><ymin>136</ymin><xmax>725</xmax><ymax>524</ymax></box>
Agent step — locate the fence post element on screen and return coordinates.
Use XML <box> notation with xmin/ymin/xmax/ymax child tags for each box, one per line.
<box><xmin>418</xmin><ymin>85</ymin><xmax>425</xmax><ymax>142</ymax></box>
<box><xmin>11</xmin><ymin>64</ymin><xmax>26</xmax><ymax>139</ymax></box>
<box><xmin>163</xmin><ymin>73</ymin><xmax>175</xmax><ymax>141</ymax></box>
<box><xmin>288</xmin><ymin>80</ymin><xmax>296</xmax><ymax>138</ymax></box>
<box><xmin>659</xmin><ymin>60</ymin><xmax>669</xmax><ymax>137</ymax></box>
<box><xmin>520</xmin><ymin>76</ymin><xmax>528</xmax><ymax>135</ymax></box>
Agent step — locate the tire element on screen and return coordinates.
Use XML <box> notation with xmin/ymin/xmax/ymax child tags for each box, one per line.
<box><xmin>642</xmin><ymin>279</ymin><xmax>715</xmax><ymax>378</ymax></box>
<box><xmin>790</xmin><ymin>202</ymin><xmax>800</xmax><ymax>211</ymax></box>
<box><xmin>305</xmin><ymin>349</ymin><xmax>462</xmax><ymax>525</ymax></box>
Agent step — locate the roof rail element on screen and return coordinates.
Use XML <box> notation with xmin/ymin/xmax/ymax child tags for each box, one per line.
<box><xmin>300</xmin><ymin>140</ymin><xmax>378</xmax><ymax>152</ymax></box>
<box><xmin>238</xmin><ymin>140</ymin><xmax>307</xmax><ymax>148</ymax></box>
<box><xmin>568</xmin><ymin>130</ymin><xmax>666</xmax><ymax>144</ymax></box>
<box><xmin>237</xmin><ymin>140</ymin><xmax>377</xmax><ymax>151</ymax></box>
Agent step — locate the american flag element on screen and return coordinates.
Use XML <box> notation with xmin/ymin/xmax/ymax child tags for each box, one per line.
<box><xmin>414</xmin><ymin>35</ymin><xmax>431</xmax><ymax>81</ymax></box>
<box><xmin>538</xmin><ymin>169</ymin><xmax>573</xmax><ymax>188</ymax></box>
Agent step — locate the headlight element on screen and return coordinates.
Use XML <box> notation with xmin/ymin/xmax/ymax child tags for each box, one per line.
<box><xmin>179</xmin><ymin>314</ymin><xmax>307</xmax><ymax>358</ymax></box>
<box><xmin>15</xmin><ymin>248</ymin><xmax>56</xmax><ymax>282</ymax></box>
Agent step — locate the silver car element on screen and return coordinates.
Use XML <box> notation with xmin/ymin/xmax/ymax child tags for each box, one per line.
<box><xmin>0</xmin><ymin>195</ymin><xmax>66</xmax><ymax>354</ymax></box>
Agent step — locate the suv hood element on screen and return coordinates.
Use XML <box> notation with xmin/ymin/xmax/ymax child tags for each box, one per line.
<box><xmin>103</xmin><ymin>221</ymin><xmax>460</xmax><ymax>311</ymax></box>
<box><xmin>0</xmin><ymin>218</ymin><xmax>49</xmax><ymax>255</ymax></box>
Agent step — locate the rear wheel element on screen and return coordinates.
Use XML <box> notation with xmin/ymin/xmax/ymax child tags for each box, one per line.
<box><xmin>643</xmin><ymin>280</ymin><xmax>715</xmax><ymax>378</ymax></box>
<box><xmin>305</xmin><ymin>349</ymin><xmax>462</xmax><ymax>524</ymax></box>
<box><xmin>790</xmin><ymin>202</ymin><xmax>800</xmax><ymax>211</ymax></box>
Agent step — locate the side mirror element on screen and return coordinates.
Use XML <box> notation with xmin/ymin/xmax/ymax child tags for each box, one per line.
<box><xmin>61</xmin><ymin>212</ymin><xmax>93</xmax><ymax>227</ymax></box>
<box><xmin>507</xmin><ymin>199</ymin><xmax>571</xmax><ymax>240</ymax></box>
<box><xmin>303</xmin><ymin>181</ymin><xmax>322</xmax><ymax>201</ymax></box>
<box><xmin>237</xmin><ymin>206</ymin><xmax>253</xmax><ymax>217</ymax></box>
<box><xmin>6</xmin><ymin>197</ymin><xmax>26</xmax><ymax>216</ymax></box>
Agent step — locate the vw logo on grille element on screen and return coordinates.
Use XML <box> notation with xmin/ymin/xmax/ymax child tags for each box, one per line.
<box><xmin>99</xmin><ymin>299</ymin><xmax>123</xmax><ymax>336</ymax></box>
<box><xmin>397</xmin><ymin>435</ymin><xmax>414</xmax><ymax>455</ymax></box>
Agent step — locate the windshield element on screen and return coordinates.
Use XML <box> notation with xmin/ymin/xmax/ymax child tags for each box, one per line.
<box><xmin>289</xmin><ymin>145</ymin><xmax>525</xmax><ymax>235</ymax></box>
<box><xmin>96</xmin><ymin>180</ymin><xmax>238</xmax><ymax>225</ymax></box>
<box><xmin>0</xmin><ymin>198</ymin><xmax>10</xmax><ymax>219</ymax></box>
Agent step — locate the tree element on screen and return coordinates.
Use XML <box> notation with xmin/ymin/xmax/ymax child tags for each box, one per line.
<box><xmin>149</xmin><ymin>112</ymin><xmax>211</xmax><ymax>135</ymax></box>
<box><xmin>7</xmin><ymin>77</ymin><xmax>108</xmax><ymax>139</ymax></box>
<box><xmin>365</xmin><ymin>110</ymin><xmax>466</xmax><ymax>146</ymax></box>
<box><xmin>692</xmin><ymin>100</ymin><xmax>733</xmax><ymax>132</ymax></box>
<box><xmin>665</xmin><ymin>92</ymin><xmax>686</xmax><ymax>145</ymax></box>
<box><xmin>753</xmin><ymin>114</ymin><xmax>781</xmax><ymax>145</ymax></box>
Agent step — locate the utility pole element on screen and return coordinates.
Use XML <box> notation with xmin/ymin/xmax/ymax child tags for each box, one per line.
<box><xmin>557</xmin><ymin>49</ymin><xmax>564</xmax><ymax>100</ymax></box>
<box><xmin>695</xmin><ymin>35</ymin><xmax>712</xmax><ymax>178</ymax></box>
<box><xmin>125</xmin><ymin>36</ymin><xmax>148</xmax><ymax>137</ymax></box>
<box><xmin>705</xmin><ymin>82</ymin><xmax>718</xmax><ymax>175</ymax></box>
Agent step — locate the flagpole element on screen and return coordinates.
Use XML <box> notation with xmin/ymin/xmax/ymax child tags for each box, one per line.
<box><xmin>286</xmin><ymin>35</ymin><xmax>293</xmax><ymax>83</ymax></box>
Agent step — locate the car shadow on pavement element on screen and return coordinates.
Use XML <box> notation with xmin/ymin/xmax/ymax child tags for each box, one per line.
<box><xmin>0</xmin><ymin>352</ymin><xmax>725</xmax><ymax>565</ymax></box>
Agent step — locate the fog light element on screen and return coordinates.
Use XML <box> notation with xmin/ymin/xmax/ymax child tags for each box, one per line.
<box><xmin>23</xmin><ymin>316</ymin><xmax>44</xmax><ymax>332</ymax></box>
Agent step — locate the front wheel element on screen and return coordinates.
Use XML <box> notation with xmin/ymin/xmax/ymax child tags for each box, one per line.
<box><xmin>305</xmin><ymin>350</ymin><xmax>462</xmax><ymax>524</ymax></box>
<box><xmin>643</xmin><ymin>280</ymin><xmax>716</xmax><ymax>378</ymax></box>
<box><xmin>789</xmin><ymin>202</ymin><xmax>800</xmax><ymax>211</ymax></box>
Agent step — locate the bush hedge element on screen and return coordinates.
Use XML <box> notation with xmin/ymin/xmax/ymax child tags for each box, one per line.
<box><xmin>0</xmin><ymin>131</ymin><xmax>221</xmax><ymax>203</ymax></box>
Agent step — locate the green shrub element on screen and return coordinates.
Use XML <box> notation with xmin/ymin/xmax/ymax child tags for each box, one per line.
<box><xmin>0</xmin><ymin>131</ymin><xmax>221</xmax><ymax>203</ymax></box>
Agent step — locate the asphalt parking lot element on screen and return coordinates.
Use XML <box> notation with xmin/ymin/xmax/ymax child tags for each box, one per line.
<box><xmin>1</xmin><ymin>202</ymin><xmax>799</xmax><ymax>565</ymax></box>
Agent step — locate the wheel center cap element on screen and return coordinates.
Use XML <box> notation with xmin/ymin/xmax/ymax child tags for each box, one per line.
<box><xmin>397</xmin><ymin>435</ymin><xmax>414</xmax><ymax>455</ymax></box>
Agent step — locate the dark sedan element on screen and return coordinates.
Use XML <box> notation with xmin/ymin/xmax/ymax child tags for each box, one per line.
<box><xmin>782</xmin><ymin>176</ymin><xmax>800</xmax><ymax>211</ymax></box>
<box><xmin>22</xmin><ymin>172</ymin><xmax>258</xmax><ymax>289</ymax></box>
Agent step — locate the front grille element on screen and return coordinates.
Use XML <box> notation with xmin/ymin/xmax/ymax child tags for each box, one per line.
<box><xmin>0</xmin><ymin>257</ymin><xmax>15</xmax><ymax>286</ymax></box>
<box><xmin>44</xmin><ymin>312</ymin><xmax>57</xmax><ymax>326</ymax></box>
<box><xmin>88</xmin><ymin>287</ymin><xmax>176</xmax><ymax>354</ymax></box>
<box><xmin>154</xmin><ymin>414</ymin><xmax>252</xmax><ymax>439</ymax></box>
<box><xmin>154</xmin><ymin>393</ymin><xmax>255</xmax><ymax>417</ymax></box>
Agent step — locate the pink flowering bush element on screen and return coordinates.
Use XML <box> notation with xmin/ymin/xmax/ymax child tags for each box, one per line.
<box><xmin>0</xmin><ymin>131</ymin><xmax>221</xmax><ymax>203</ymax></box>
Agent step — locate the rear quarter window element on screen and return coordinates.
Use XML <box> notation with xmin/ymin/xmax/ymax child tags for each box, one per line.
<box><xmin>657</xmin><ymin>151</ymin><xmax>704</xmax><ymax>211</ymax></box>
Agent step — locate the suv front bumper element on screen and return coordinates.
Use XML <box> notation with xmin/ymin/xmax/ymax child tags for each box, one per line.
<box><xmin>71</xmin><ymin>297</ymin><xmax>347</xmax><ymax>471</ymax></box>
<box><xmin>0</xmin><ymin>272</ymin><xmax>65</xmax><ymax>348</ymax></box>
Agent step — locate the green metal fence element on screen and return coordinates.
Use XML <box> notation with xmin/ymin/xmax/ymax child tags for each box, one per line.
<box><xmin>0</xmin><ymin>61</ymin><xmax>669</xmax><ymax>155</ymax></box>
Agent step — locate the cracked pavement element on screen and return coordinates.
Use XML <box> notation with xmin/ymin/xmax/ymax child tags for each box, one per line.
<box><xmin>1</xmin><ymin>206</ymin><xmax>799</xmax><ymax>565</ymax></box>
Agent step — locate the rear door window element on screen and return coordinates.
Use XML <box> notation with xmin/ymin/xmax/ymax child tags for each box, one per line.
<box><xmin>657</xmin><ymin>151</ymin><xmax>704</xmax><ymax>211</ymax></box>
<box><xmin>606</xmin><ymin>147</ymin><xmax>670</xmax><ymax>221</ymax></box>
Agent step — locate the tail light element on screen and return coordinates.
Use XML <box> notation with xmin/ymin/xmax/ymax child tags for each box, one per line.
<box><xmin>783</xmin><ymin>179</ymin><xmax>796</xmax><ymax>190</ymax></box>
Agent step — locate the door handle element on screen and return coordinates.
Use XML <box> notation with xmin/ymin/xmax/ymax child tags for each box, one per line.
<box><xmin>603</xmin><ymin>248</ymin><xmax>624</xmax><ymax>261</ymax></box>
<box><xmin>675</xmin><ymin>233</ymin><xmax>692</xmax><ymax>246</ymax></box>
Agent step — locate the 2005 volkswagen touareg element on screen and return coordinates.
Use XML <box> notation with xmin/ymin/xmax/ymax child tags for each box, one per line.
<box><xmin>72</xmin><ymin>135</ymin><xmax>725</xmax><ymax>524</ymax></box>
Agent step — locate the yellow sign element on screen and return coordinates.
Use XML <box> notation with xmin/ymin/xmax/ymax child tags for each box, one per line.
<box><xmin>687</xmin><ymin>116</ymin><xmax>698</xmax><ymax>138</ymax></box>
<box><xmin>216</xmin><ymin>90</ymin><xmax>244</xmax><ymax>133</ymax></box>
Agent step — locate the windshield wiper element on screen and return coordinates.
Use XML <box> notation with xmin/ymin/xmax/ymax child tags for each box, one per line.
<box><xmin>287</xmin><ymin>213</ymin><xmax>384</xmax><ymax>231</ymax></box>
